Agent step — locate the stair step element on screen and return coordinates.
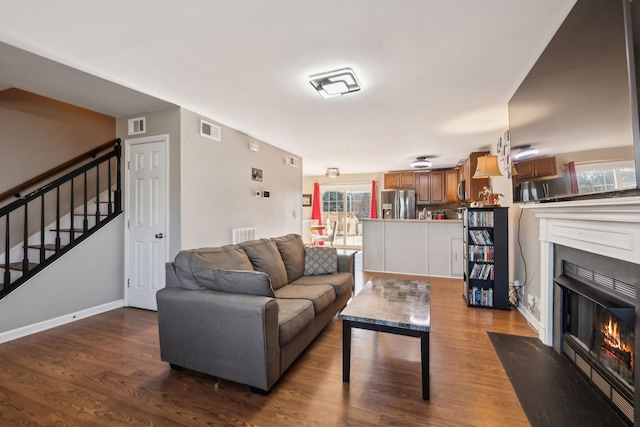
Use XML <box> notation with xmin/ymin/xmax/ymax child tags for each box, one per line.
<box><xmin>27</xmin><ymin>244</ymin><xmax>65</xmax><ymax>251</ymax></box>
<box><xmin>51</xmin><ymin>228</ymin><xmax>84</xmax><ymax>233</ymax></box>
<box><xmin>0</xmin><ymin>262</ymin><xmax>38</xmax><ymax>272</ymax></box>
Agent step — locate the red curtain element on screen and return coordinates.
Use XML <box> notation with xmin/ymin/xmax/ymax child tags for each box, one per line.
<box><xmin>370</xmin><ymin>180</ymin><xmax>377</xmax><ymax>218</ymax></box>
<box><xmin>311</xmin><ymin>182</ymin><xmax>323</xmax><ymax>233</ymax></box>
<box><xmin>568</xmin><ymin>161</ymin><xmax>579</xmax><ymax>194</ymax></box>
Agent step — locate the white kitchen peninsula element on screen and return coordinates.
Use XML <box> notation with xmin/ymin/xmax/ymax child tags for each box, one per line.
<box><xmin>361</xmin><ymin>219</ymin><xmax>463</xmax><ymax>278</ymax></box>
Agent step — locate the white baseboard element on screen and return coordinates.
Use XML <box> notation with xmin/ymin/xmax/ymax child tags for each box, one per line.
<box><xmin>0</xmin><ymin>299</ymin><xmax>125</xmax><ymax>344</ymax></box>
<box><xmin>516</xmin><ymin>303</ymin><xmax>543</xmax><ymax>337</ymax></box>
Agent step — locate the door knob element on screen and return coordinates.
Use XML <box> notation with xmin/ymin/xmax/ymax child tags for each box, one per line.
<box><xmin>155</xmin><ymin>233</ymin><xmax>164</xmax><ymax>239</ymax></box>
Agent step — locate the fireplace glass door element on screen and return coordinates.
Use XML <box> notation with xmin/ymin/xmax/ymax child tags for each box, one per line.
<box><xmin>565</xmin><ymin>290</ymin><xmax>634</xmax><ymax>390</ymax></box>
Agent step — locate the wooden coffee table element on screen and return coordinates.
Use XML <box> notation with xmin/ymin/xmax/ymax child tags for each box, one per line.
<box><xmin>340</xmin><ymin>277</ymin><xmax>431</xmax><ymax>400</ymax></box>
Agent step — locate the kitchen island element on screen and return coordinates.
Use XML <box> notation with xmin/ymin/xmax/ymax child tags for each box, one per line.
<box><xmin>361</xmin><ymin>218</ymin><xmax>463</xmax><ymax>278</ymax></box>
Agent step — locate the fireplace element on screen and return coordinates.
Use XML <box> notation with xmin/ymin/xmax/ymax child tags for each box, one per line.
<box><xmin>553</xmin><ymin>245</ymin><xmax>637</xmax><ymax>423</ymax></box>
<box><xmin>526</xmin><ymin>196</ymin><xmax>640</xmax><ymax>425</ymax></box>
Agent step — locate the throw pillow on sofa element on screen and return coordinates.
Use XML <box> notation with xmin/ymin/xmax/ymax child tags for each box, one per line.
<box><xmin>272</xmin><ymin>234</ymin><xmax>305</xmax><ymax>283</ymax></box>
<box><xmin>239</xmin><ymin>239</ymin><xmax>289</xmax><ymax>289</ymax></box>
<box><xmin>210</xmin><ymin>269</ymin><xmax>275</xmax><ymax>297</ymax></box>
<box><xmin>304</xmin><ymin>247</ymin><xmax>338</xmax><ymax>276</ymax></box>
<box><xmin>174</xmin><ymin>245</ymin><xmax>255</xmax><ymax>290</ymax></box>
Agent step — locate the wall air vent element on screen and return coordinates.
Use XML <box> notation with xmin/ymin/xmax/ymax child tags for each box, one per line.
<box><xmin>128</xmin><ymin>117</ymin><xmax>146</xmax><ymax>135</ymax></box>
<box><xmin>232</xmin><ymin>227</ymin><xmax>256</xmax><ymax>244</ymax></box>
<box><xmin>200</xmin><ymin>119</ymin><xmax>221</xmax><ymax>141</ymax></box>
<box><xmin>288</xmin><ymin>156</ymin><xmax>299</xmax><ymax>168</ymax></box>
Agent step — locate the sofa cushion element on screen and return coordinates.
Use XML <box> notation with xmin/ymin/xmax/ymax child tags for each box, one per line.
<box><xmin>207</xmin><ymin>269</ymin><xmax>275</xmax><ymax>297</ymax></box>
<box><xmin>303</xmin><ymin>247</ymin><xmax>338</xmax><ymax>276</ymax></box>
<box><xmin>239</xmin><ymin>239</ymin><xmax>289</xmax><ymax>290</ymax></box>
<box><xmin>276</xmin><ymin>298</ymin><xmax>314</xmax><ymax>346</ymax></box>
<box><xmin>290</xmin><ymin>272</ymin><xmax>353</xmax><ymax>298</ymax></box>
<box><xmin>272</xmin><ymin>234</ymin><xmax>305</xmax><ymax>283</ymax></box>
<box><xmin>174</xmin><ymin>246</ymin><xmax>254</xmax><ymax>290</ymax></box>
<box><xmin>274</xmin><ymin>284</ymin><xmax>335</xmax><ymax>314</ymax></box>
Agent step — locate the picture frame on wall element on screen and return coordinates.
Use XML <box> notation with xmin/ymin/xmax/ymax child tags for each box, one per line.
<box><xmin>302</xmin><ymin>194</ymin><xmax>312</xmax><ymax>207</ymax></box>
<box><xmin>252</xmin><ymin>167</ymin><xmax>263</xmax><ymax>182</ymax></box>
<box><xmin>497</xmin><ymin>130</ymin><xmax>513</xmax><ymax>179</ymax></box>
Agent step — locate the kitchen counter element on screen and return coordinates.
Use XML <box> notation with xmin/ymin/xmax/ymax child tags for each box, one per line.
<box><xmin>362</xmin><ymin>219</ymin><xmax>463</xmax><ymax>277</ymax></box>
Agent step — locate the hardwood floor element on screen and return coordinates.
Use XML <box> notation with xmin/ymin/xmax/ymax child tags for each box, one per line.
<box><xmin>0</xmin><ymin>269</ymin><xmax>537</xmax><ymax>426</ymax></box>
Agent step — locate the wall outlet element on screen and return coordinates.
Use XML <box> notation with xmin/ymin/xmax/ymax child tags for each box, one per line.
<box><xmin>527</xmin><ymin>294</ymin><xmax>534</xmax><ymax>306</ymax></box>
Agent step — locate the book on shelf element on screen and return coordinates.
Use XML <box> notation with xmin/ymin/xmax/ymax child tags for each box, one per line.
<box><xmin>469</xmin><ymin>263</ymin><xmax>494</xmax><ymax>280</ymax></box>
<box><xmin>468</xmin><ymin>245</ymin><xmax>494</xmax><ymax>262</ymax></box>
<box><xmin>468</xmin><ymin>210</ymin><xmax>494</xmax><ymax>227</ymax></box>
<box><xmin>468</xmin><ymin>286</ymin><xmax>494</xmax><ymax>307</ymax></box>
<box><xmin>468</xmin><ymin>229</ymin><xmax>493</xmax><ymax>245</ymax></box>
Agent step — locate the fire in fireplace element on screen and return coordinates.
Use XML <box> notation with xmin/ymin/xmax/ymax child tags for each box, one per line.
<box><xmin>600</xmin><ymin>313</ymin><xmax>633</xmax><ymax>372</ymax></box>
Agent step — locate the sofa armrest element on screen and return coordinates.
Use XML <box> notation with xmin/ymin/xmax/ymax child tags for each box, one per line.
<box><xmin>337</xmin><ymin>252</ymin><xmax>356</xmax><ymax>276</ymax></box>
<box><xmin>156</xmin><ymin>287</ymin><xmax>280</xmax><ymax>391</ymax></box>
<box><xmin>165</xmin><ymin>262</ymin><xmax>181</xmax><ymax>288</ymax></box>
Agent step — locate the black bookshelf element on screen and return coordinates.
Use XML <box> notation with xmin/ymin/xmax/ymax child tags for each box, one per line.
<box><xmin>463</xmin><ymin>207</ymin><xmax>509</xmax><ymax>310</ymax></box>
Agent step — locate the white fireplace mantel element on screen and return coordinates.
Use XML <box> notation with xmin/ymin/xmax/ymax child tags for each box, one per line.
<box><xmin>522</xmin><ymin>196</ymin><xmax>640</xmax><ymax>346</ymax></box>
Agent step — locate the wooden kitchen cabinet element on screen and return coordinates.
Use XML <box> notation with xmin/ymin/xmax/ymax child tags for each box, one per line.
<box><xmin>445</xmin><ymin>168</ymin><xmax>459</xmax><ymax>203</ymax></box>
<box><xmin>514</xmin><ymin>156</ymin><xmax>557</xmax><ymax>180</ymax></box>
<box><xmin>384</xmin><ymin>172</ymin><xmax>415</xmax><ymax>189</ymax></box>
<box><xmin>460</xmin><ymin>151</ymin><xmax>489</xmax><ymax>202</ymax></box>
<box><xmin>417</xmin><ymin>171</ymin><xmax>445</xmax><ymax>204</ymax></box>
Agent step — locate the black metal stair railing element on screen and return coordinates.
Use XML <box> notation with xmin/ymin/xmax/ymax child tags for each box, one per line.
<box><xmin>0</xmin><ymin>139</ymin><xmax>122</xmax><ymax>299</ymax></box>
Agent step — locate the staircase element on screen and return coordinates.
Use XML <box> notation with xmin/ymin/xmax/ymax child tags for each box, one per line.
<box><xmin>0</xmin><ymin>139</ymin><xmax>122</xmax><ymax>298</ymax></box>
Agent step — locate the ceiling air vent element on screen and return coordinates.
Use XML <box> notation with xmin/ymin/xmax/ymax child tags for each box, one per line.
<box><xmin>200</xmin><ymin>119</ymin><xmax>221</xmax><ymax>141</ymax></box>
<box><xmin>128</xmin><ymin>117</ymin><xmax>146</xmax><ymax>135</ymax></box>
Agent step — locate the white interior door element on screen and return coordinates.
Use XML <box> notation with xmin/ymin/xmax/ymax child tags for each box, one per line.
<box><xmin>126</xmin><ymin>136</ymin><xmax>168</xmax><ymax>310</ymax></box>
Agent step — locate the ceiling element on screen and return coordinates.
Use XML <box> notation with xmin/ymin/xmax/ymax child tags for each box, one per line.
<box><xmin>0</xmin><ymin>0</ymin><xmax>577</xmax><ymax>176</ymax></box>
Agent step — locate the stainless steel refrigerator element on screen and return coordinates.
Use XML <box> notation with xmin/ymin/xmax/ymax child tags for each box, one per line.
<box><xmin>380</xmin><ymin>190</ymin><xmax>416</xmax><ymax>219</ymax></box>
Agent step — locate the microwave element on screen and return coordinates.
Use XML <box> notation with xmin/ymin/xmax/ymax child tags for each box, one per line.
<box><xmin>457</xmin><ymin>180</ymin><xmax>465</xmax><ymax>201</ymax></box>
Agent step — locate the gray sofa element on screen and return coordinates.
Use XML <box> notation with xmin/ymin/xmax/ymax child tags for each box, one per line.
<box><xmin>156</xmin><ymin>233</ymin><xmax>354</xmax><ymax>393</ymax></box>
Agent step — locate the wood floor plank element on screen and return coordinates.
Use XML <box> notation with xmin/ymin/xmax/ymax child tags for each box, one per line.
<box><xmin>0</xmin><ymin>272</ymin><xmax>539</xmax><ymax>426</ymax></box>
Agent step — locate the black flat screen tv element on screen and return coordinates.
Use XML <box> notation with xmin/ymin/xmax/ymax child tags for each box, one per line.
<box><xmin>508</xmin><ymin>0</ymin><xmax>640</xmax><ymax>202</ymax></box>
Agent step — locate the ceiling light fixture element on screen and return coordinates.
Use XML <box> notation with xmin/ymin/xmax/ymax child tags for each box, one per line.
<box><xmin>326</xmin><ymin>167</ymin><xmax>340</xmax><ymax>178</ymax></box>
<box><xmin>410</xmin><ymin>156</ymin><xmax>433</xmax><ymax>169</ymax></box>
<box><xmin>310</xmin><ymin>68</ymin><xmax>361</xmax><ymax>98</ymax></box>
<box><xmin>473</xmin><ymin>155</ymin><xmax>503</xmax><ymax>179</ymax></box>
<box><xmin>512</xmin><ymin>145</ymin><xmax>539</xmax><ymax>160</ymax></box>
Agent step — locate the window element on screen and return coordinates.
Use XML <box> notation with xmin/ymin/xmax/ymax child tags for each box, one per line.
<box><xmin>575</xmin><ymin>160</ymin><xmax>636</xmax><ymax>195</ymax></box>
<box><xmin>320</xmin><ymin>186</ymin><xmax>371</xmax><ymax>248</ymax></box>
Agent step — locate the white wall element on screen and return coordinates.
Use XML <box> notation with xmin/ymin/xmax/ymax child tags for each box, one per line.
<box><xmin>0</xmin><ymin>216</ymin><xmax>125</xmax><ymax>335</ymax></box>
<box><xmin>179</xmin><ymin>108</ymin><xmax>302</xmax><ymax>248</ymax></box>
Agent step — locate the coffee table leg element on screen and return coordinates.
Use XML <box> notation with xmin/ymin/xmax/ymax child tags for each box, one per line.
<box><xmin>421</xmin><ymin>331</ymin><xmax>429</xmax><ymax>400</ymax></box>
<box><xmin>343</xmin><ymin>320</ymin><xmax>351</xmax><ymax>382</ymax></box>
